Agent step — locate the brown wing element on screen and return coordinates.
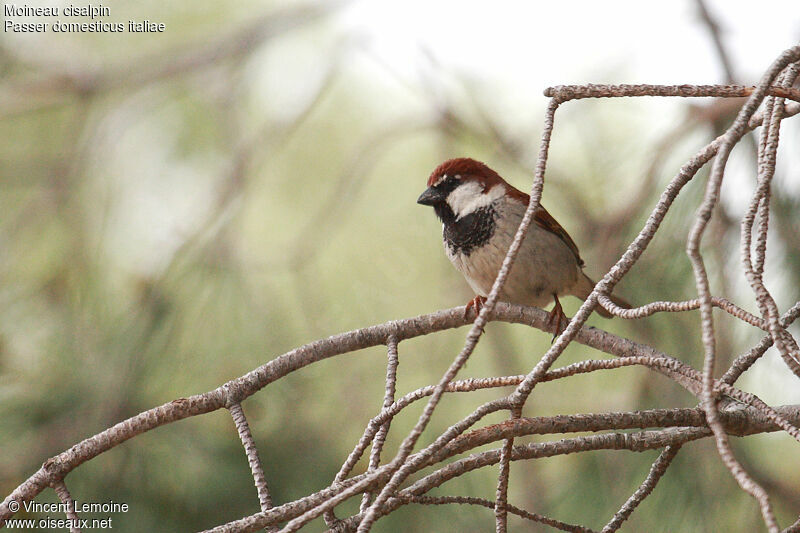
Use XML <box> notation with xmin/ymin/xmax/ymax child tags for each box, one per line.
<box><xmin>532</xmin><ymin>205</ymin><xmax>584</xmax><ymax>267</ymax></box>
<box><xmin>506</xmin><ymin>185</ymin><xmax>585</xmax><ymax>268</ymax></box>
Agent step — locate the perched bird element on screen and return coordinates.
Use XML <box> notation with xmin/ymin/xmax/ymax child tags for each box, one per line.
<box><xmin>417</xmin><ymin>157</ymin><xmax>629</xmax><ymax>334</ymax></box>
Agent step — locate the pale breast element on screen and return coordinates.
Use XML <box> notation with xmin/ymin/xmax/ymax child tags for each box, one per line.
<box><xmin>444</xmin><ymin>200</ymin><xmax>581</xmax><ymax>307</ymax></box>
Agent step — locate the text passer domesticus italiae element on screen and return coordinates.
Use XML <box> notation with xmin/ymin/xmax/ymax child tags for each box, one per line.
<box><xmin>417</xmin><ymin>157</ymin><xmax>630</xmax><ymax>334</ymax></box>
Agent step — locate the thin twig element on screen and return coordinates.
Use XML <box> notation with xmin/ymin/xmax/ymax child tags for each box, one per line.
<box><xmin>687</xmin><ymin>46</ymin><xmax>800</xmax><ymax>532</ymax></box>
<box><xmin>601</xmin><ymin>445</ymin><xmax>682</xmax><ymax>532</ymax></box>
<box><xmin>544</xmin><ymin>83</ymin><xmax>800</xmax><ymax>103</ymax></box>
<box><xmin>52</xmin><ymin>480</ymin><xmax>81</xmax><ymax>533</ymax></box>
<box><xmin>359</xmin><ymin>336</ymin><xmax>400</xmax><ymax>512</ymax></box>
<box><xmin>229</xmin><ymin>403</ymin><xmax>274</xmax><ymax>516</ymax></box>
<box><xmin>722</xmin><ymin>301</ymin><xmax>800</xmax><ymax>385</ymax></box>
<box><xmin>407</xmin><ymin>495</ymin><xmax>597</xmax><ymax>533</ymax></box>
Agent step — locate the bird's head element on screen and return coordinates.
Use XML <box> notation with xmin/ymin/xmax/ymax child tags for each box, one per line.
<box><xmin>417</xmin><ymin>158</ymin><xmax>514</xmax><ymax>222</ymax></box>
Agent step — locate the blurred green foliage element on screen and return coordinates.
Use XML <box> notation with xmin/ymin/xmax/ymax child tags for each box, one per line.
<box><xmin>1</xmin><ymin>2</ymin><xmax>799</xmax><ymax>532</ymax></box>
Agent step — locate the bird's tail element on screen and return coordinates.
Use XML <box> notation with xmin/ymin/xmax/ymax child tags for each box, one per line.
<box><xmin>572</xmin><ymin>273</ymin><xmax>631</xmax><ymax>318</ymax></box>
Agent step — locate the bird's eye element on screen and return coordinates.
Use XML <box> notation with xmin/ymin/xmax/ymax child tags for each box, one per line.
<box><xmin>432</xmin><ymin>172</ymin><xmax>463</xmax><ymax>191</ymax></box>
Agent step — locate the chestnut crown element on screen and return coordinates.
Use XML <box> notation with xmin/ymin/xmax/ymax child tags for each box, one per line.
<box><xmin>426</xmin><ymin>157</ymin><xmax>506</xmax><ymax>188</ymax></box>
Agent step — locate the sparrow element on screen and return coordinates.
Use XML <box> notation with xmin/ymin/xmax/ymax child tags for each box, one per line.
<box><xmin>417</xmin><ymin>157</ymin><xmax>629</xmax><ymax>334</ymax></box>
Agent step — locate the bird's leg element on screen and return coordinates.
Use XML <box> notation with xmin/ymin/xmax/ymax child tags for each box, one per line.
<box><xmin>546</xmin><ymin>294</ymin><xmax>568</xmax><ymax>342</ymax></box>
<box><xmin>464</xmin><ymin>295</ymin><xmax>486</xmax><ymax>318</ymax></box>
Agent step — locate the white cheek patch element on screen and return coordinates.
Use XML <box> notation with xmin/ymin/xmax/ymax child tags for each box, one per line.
<box><xmin>447</xmin><ymin>182</ymin><xmax>504</xmax><ymax>220</ymax></box>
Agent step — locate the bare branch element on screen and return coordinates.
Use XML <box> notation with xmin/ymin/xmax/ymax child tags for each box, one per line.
<box><xmin>229</xmin><ymin>403</ymin><xmax>274</xmax><ymax>517</ymax></box>
<box><xmin>407</xmin><ymin>495</ymin><xmax>596</xmax><ymax>533</ymax></box>
<box><xmin>601</xmin><ymin>445</ymin><xmax>681</xmax><ymax>532</ymax></box>
<box><xmin>200</xmin><ymin>405</ymin><xmax>800</xmax><ymax>532</ymax></box>
<box><xmin>544</xmin><ymin>83</ymin><xmax>800</xmax><ymax>103</ymax></box>
<box><xmin>687</xmin><ymin>45</ymin><xmax>800</xmax><ymax>532</ymax></box>
<box><xmin>52</xmin><ymin>480</ymin><xmax>81</xmax><ymax>533</ymax></box>
<box><xmin>359</xmin><ymin>336</ymin><xmax>400</xmax><ymax>513</ymax></box>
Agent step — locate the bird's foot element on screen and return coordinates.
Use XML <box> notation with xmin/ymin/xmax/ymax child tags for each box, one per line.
<box><xmin>546</xmin><ymin>295</ymin><xmax>568</xmax><ymax>343</ymax></box>
<box><xmin>464</xmin><ymin>295</ymin><xmax>487</xmax><ymax>319</ymax></box>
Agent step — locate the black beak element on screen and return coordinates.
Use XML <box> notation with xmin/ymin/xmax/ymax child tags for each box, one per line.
<box><xmin>417</xmin><ymin>186</ymin><xmax>445</xmax><ymax>206</ymax></box>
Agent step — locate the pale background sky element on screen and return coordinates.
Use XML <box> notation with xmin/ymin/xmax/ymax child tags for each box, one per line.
<box><xmin>339</xmin><ymin>0</ymin><xmax>799</xmax><ymax>87</ymax></box>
